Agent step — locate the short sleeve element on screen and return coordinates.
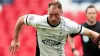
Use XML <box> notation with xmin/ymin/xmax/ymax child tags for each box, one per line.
<box><xmin>67</xmin><ymin>20</ymin><xmax>84</xmax><ymax>34</ymax></box>
<box><xmin>23</xmin><ymin>14</ymin><xmax>41</xmax><ymax>27</ymax></box>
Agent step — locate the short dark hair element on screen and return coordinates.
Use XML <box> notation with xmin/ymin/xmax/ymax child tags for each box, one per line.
<box><xmin>48</xmin><ymin>1</ymin><xmax>62</xmax><ymax>10</ymax></box>
<box><xmin>85</xmin><ymin>5</ymin><xmax>97</xmax><ymax>13</ymax></box>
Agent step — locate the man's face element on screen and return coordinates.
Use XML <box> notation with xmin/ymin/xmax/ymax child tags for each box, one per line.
<box><xmin>47</xmin><ymin>5</ymin><xmax>62</xmax><ymax>25</ymax></box>
<box><xmin>86</xmin><ymin>8</ymin><xmax>97</xmax><ymax>23</ymax></box>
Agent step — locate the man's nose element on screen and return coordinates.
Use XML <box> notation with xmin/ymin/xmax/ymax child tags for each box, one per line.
<box><xmin>52</xmin><ymin>16</ymin><xmax>56</xmax><ymax>20</ymax></box>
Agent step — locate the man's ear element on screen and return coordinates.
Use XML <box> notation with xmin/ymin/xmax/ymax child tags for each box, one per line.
<box><xmin>60</xmin><ymin>10</ymin><xmax>63</xmax><ymax>15</ymax></box>
<box><xmin>61</xmin><ymin>10</ymin><xmax>63</xmax><ymax>13</ymax></box>
<box><xmin>47</xmin><ymin>8</ymin><xmax>49</xmax><ymax>14</ymax></box>
<box><xmin>47</xmin><ymin>8</ymin><xmax>49</xmax><ymax>11</ymax></box>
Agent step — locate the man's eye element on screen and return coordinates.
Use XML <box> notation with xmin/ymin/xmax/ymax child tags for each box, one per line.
<box><xmin>55</xmin><ymin>14</ymin><xmax>58</xmax><ymax>16</ymax></box>
<box><xmin>89</xmin><ymin>13</ymin><xmax>91</xmax><ymax>14</ymax></box>
<box><xmin>92</xmin><ymin>13</ymin><xmax>95</xmax><ymax>14</ymax></box>
<box><xmin>50</xmin><ymin>14</ymin><xmax>53</xmax><ymax>16</ymax></box>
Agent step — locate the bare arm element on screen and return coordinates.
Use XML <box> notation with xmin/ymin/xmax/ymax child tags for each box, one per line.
<box><xmin>68</xmin><ymin>35</ymin><xmax>75</xmax><ymax>49</ymax></box>
<box><xmin>83</xmin><ymin>27</ymin><xmax>100</xmax><ymax>45</ymax></box>
<box><xmin>68</xmin><ymin>35</ymin><xmax>80</xmax><ymax>56</ymax></box>
<box><xmin>68</xmin><ymin>26</ymin><xmax>100</xmax><ymax>56</ymax></box>
<box><xmin>9</xmin><ymin>16</ymin><xmax>25</xmax><ymax>55</ymax></box>
<box><xmin>13</xmin><ymin>16</ymin><xmax>24</xmax><ymax>42</ymax></box>
<box><xmin>83</xmin><ymin>27</ymin><xmax>99</xmax><ymax>39</ymax></box>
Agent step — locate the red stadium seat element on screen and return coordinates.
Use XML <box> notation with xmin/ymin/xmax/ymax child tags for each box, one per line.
<box><xmin>97</xmin><ymin>11</ymin><xmax>100</xmax><ymax>21</ymax></box>
<box><xmin>65</xmin><ymin>35</ymin><xmax>83</xmax><ymax>56</ymax></box>
<box><xmin>74</xmin><ymin>11</ymin><xmax>87</xmax><ymax>24</ymax></box>
<box><xmin>64</xmin><ymin>41</ymin><xmax>73</xmax><ymax>56</ymax></box>
<box><xmin>62</xmin><ymin>12</ymin><xmax>74</xmax><ymax>21</ymax></box>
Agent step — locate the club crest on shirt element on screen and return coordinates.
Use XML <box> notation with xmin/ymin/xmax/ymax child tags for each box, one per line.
<box><xmin>29</xmin><ymin>16</ymin><xmax>34</xmax><ymax>20</ymax></box>
<box><xmin>83</xmin><ymin>35</ymin><xmax>89</xmax><ymax>43</ymax></box>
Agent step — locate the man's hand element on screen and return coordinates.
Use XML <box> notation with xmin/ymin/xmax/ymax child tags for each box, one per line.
<box><xmin>93</xmin><ymin>34</ymin><xmax>100</xmax><ymax>45</ymax></box>
<box><xmin>73</xmin><ymin>50</ymin><xmax>80</xmax><ymax>56</ymax></box>
<box><xmin>9</xmin><ymin>40</ymin><xmax>20</xmax><ymax>55</ymax></box>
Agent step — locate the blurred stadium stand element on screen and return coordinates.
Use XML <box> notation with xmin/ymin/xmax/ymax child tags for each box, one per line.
<box><xmin>0</xmin><ymin>0</ymin><xmax>13</xmax><ymax>4</ymax></box>
<box><xmin>0</xmin><ymin>0</ymin><xmax>100</xmax><ymax>56</ymax></box>
<box><xmin>72</xmin><ymin>0</ymin><xmax>100</xmax><ymax>4</ymax></box>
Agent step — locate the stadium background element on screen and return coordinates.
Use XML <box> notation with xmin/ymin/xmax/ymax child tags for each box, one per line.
<box><xmin>0</xmin><ymin>0</ymin><xmax>100</xmax><ymax>56</ymax></box>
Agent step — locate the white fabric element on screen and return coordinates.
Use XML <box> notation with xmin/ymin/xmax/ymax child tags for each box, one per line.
<box><xmin>23</xmin><ymin>14</ymin><xmax>84</xmax><ymax>56</ymax></box>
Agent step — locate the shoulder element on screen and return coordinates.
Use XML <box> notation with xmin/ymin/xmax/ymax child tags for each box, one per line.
<box><xmin>61</xmin><ymin>16</ymin><xmax>78</xmax><ymax>26</ymax></box>
<box><xmin>41</xmin><ymin>15</ymin><xmax>48</xmax><ymax>19</ymax></box>
<box><xmin>21</xmin><ymin>14</ymin><xmax>42</xmax><ymax>20</ymax></box>
<box><xmin>60</xmin><ymin>16</ymin><xmax>73</xmax><ymax>26</ymax></box>
<box><xmin>24</xmin><ymin>14</ymin><xmax>47</xmax><ymax>20</ymax></box>
<box><xmin>61</xmin><ymin>16</ymin><xmax>72</xmax><ymax>22</ymax></box>
<box><xmin>97</xmin><ymin>21</ymin><xmax>100</xmax><ymax>25</ymax></box>
<box><xmin>60</xmin><ymin>16</ymin><xmax>79</xmax><ymax>29</ymax></box>
<box><xmin>96</xmin><ymin>21</ymin><xmax>100</xmax><ymax>28</ymax></box>
<box><xmin>26</xmin><ymin>14</ymin><xmax>42</xmax><ymax>18</ymax></box>
<box><xmin>82</xmin><ymin>22</ymin><xmax>87</xmax><ymax>26</ymax></box>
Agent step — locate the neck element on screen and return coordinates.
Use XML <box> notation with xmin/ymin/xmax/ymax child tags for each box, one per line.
<box><xmin>47</xmin><ymin>17</ymin><xmax>60</xmax><ymax>27</ymax></box>
<box><xmin>87</xmin><ymin>21</ymin><xmax>96</xmax><ymax>26</ymax></box>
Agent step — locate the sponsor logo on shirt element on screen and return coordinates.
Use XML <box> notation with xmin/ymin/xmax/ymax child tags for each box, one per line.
<box><xmin>42</xmin><ymin>39</ymin><xmax>61</xmax><ymax>47</ymax></box>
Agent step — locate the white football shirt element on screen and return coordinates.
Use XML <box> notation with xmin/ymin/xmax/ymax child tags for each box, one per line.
<box><xmin>23</xmin><ymin>14</ymin><xmax>84</xmax><ymax>56</ymax></box>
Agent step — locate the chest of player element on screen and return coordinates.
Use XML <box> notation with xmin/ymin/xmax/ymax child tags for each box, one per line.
<box><xmin>36</xmin><ymin>24</ymin><xmax>70</xmax><ymax>41</ymax></box>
